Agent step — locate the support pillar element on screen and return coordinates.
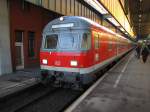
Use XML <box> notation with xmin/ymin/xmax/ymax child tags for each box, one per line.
<box><xmin>0</xmin><ymin>0</ymin><xmax>12</xmax><ymax>75</ymax></box>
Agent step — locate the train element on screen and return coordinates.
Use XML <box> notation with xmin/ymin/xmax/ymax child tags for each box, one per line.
<box><xmin>40</xmin><ymin>16</ymin><xmax>131</xmax><ymax>88</ymax></box>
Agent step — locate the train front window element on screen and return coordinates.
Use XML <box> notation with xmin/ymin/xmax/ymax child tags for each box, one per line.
<box><xmin>81</xmin><ymin>33</ymin><xmax>91</xmax><ymax>50</ymax></box>
<box><xmin>58</xmin><ymin>33</ymin><xmax>79</xmax><ymax>50</ymax></box>
<box><xmin>44</xmin><ymin>33</ymin><xmax>90</xmax><ymax>51</ymax></box>
<box><xmin>44</xmin><ymin>34</ymin><xmax>58</xmax><ymax>49</ymax></box>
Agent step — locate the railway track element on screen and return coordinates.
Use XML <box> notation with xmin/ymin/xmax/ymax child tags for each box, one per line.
<box><xmin>0</xmin><ymin>84</ymin><xmax>56</xmax><ymax>112</ymax></box>
<box><xmin>16</xmin><ymin>88</ymin><xmax>82</xmax><ymax>112</ymax></box>
<box><xmin>0</xmin><ymin>83</ymin><xmax>82</xmax><ymax>112</ymax></box>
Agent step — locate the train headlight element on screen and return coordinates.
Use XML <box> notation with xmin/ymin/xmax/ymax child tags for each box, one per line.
<box><xmin>42</xmin><ymin>59</ymin><xmax>48</xmax><ymax>64</ymax></box>
<box><xmin>60</xmin><ymin>17</ymin><xmax>64</xmax><ymax>21</ymax></box>
<box><xmin>70</xmin><ymin>60</ymin><xmax>78</xmax><ymax>66</ymax></box>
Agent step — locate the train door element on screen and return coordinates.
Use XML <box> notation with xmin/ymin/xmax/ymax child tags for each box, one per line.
<box><xmin>93</xmin><ymin>31</ymin><xmax>100</xmax><ymax>63</ymax></box>
<box><xmin>108</xmin><ymin>37</ymin><xmax>113</xmax><ymax>58</ymax></box>
<box><xmin>15</xmin><ymin>31</ymin><xmax>24</xmax><ymax>70</ymax></box>
<box><xmin>116</xmin><ymin>38</ymin><xmax>119</xmax><ymax>56</ymax></box>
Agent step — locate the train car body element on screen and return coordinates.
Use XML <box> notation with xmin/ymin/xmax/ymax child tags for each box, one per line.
<box><xmin>40</xmin><ymin>16</ymin><xmax>131</xmax><ymax>86</ymax></box>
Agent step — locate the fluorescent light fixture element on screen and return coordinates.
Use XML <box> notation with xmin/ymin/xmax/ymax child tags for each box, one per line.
<box><xmin>107</xmin><ymin>17</ymin><xmax>120</xmax><ymax>26</ymax></box>
<box><xmin>80</xmin><ymin>17</ymin><xmax>116</xmax><ymax>35</ymax></box>
<box><xmin>120</xmin><ymin>27</ymin><xmax>125</xmax><ymax>32</ymax></box>
<box><xmin>116</xmin><ymin>34</ymin><xmax>126</xmax><ymax>39</ymax></box>
<box><xmin>84</xmin><ymin>0</ymin><xmax>108</xmax><ymax>14</ymax></box>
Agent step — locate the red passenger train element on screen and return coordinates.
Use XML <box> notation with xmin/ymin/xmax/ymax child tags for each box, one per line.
<box><xmin>40</xmin><ymin>16</ymin><xmax>131</xmax><ymax>87</ymax></box>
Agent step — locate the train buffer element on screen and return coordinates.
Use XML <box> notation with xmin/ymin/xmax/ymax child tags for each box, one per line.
<box><xmin>65</xmin><ymin>52</ymin><xmax>150</xmax><ymax>112</ymax></box>
<box><xmin>0</xmin><ymin>68</ymin><xmax>40</xmax><ymax>98</ymax></box>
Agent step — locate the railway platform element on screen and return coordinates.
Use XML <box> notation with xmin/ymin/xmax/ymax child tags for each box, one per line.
<box><xmin>65</xmin><ymin>52</ymin><xmax>150</xmax><ymax>112</ymax></box>
<box><xmin>0</xmin><ymin>68</ymin><xmax>40</xmax><ymax>98</ymax></box>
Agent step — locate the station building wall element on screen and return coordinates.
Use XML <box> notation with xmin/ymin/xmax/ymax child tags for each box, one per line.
<box><xmin>10</xmin><ymin>0</ymin><xmax>61</xmax><ymax>71</ymax></box>
<box><xmin>0</xmin><ymin>0</ymin><xmax>12</xmax><ymax>75</ymax></box>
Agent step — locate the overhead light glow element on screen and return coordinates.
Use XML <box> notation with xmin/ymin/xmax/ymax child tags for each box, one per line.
<box><xmin>139</xmin><ymin>23</ymin><xmax>141</xmax><ymax>26</ymax></box>
<box><xmin>120</xmin><ymin>27</ymin><xmax>125</xmax><ymax>32</ymax></box>
<box><xmin>84</xmin><ymin>0</ymin><xmax>108</xmax><ymax>14</ymax></box>
<box><xmin>107</xmin><ymin>17</ymin><xmax>120</xmax><ymax>26</ymax></box>
<box><xmin>139</xmin><ymin>14</ymin><xmax>142</xmax><ymax>18</ymax></box>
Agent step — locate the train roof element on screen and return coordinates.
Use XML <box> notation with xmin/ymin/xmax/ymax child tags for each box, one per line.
<box><xmin>43</xmin><ymin>16</ymin><xmax>128</xmax><ymax>40</ymax></box>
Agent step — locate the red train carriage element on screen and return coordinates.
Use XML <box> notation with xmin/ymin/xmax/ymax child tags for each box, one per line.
<box><xmin>40</xmin><ymin>16</ymin><xmax>131</xmax><ymax>87</ymax></box>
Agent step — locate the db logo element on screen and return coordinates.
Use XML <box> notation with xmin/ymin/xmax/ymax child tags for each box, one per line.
<box><xmin>54</xmin><ymin>60</ymin><xmax>61</xmax><ymax>66</ymax></box>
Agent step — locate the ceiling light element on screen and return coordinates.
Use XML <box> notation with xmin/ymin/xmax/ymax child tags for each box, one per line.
<box><xmin>84</xmin><ymin>0</ymin><xmax>108</xmax><ymax>14</ymax></box>
<box><xmin>139</xmin><ymin>14</ymin><xmax>142</xmax><ymax>18</ymax></box>
<box><xmin>139</xmin><ymin>0</ymin><xmax>142</xmax><ymax>2</ymax></box>
<box><xmin>120</xmin><ymin>27</ymin><xmax>125</xmax><ymax>32</ymax></box>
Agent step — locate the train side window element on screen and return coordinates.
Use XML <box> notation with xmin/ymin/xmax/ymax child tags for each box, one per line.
<box><xmin>81</xmin><ymin>33</ymin><xmax>91</xmax><ymax>50</ymax></box>
<box><xmin>44</xmin><ymin>34</ymin><xmax>58</xmax><ymax>49</ymax></box>
<box><xmin>108</xmin><ymin>42</ymin><xmax>113</xmax><ymax>50</ymax></box>
<box><xmin>94</xmin><ymin>32</ymin><xmax>99</xmax><ymax>49</ymax></box>
<box><xmin>98</xmin><ymin>34</ymin><xmax>101</xmax><ymax>48</ymax></box>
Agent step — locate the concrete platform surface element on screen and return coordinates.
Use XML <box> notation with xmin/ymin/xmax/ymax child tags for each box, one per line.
<box><xmin>0</xmin><ymin>68</ymin><xmax>40</xmax><ymax>98</ymax></box>
<box><xmin>66</xmin><ymin>52</ymin><xmax>150</xmax><ymax>112</ymax></box>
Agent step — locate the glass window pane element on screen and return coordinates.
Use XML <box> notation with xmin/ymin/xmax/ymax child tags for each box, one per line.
<box><xmin>45</xmin><ymin>34</ymin><xmax>58</xmax><ymax>49</ymax></box>
<box><xmin>44</xmin><ymin>33</ymin><xmax>79</xmax><ymax>51</ymax></box>
<box><xmin>81</xmin><ymin>33</ymin><xmax>91</xmax><ymax>49</ymax></box>
<box><xmin>59</xmin><ymin>33</ymin><xmax>78</xmax><ymax>49</ymax></box>
<box><xmin>16</xmin><ymin>31</ymin><xmax>23</xmax><ymax>42</ymax></box>
<box><xmin>94</xmin><ymin>32</ymin><xmax>99</xmax><ymax>49</ymax></box>
<box><xmin>108</xmin><ymin>43</ymin><xmax>113</xmax><ymax>50</ymax></box>
<box><xmin>28</xmin><ymin>32</ymin><xmax>35</xmax><ymax>57</ymax></box>
<box><xmin>36</xmin><ymin>0</ymin><xmax>42</xmax><ymax>5</ymax></box>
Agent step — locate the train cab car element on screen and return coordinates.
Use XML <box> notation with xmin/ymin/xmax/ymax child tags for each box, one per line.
<box><xmin>40</xmin><ymin>16</ymin><xmax>131</xmax><ymax>87</ymax></box>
